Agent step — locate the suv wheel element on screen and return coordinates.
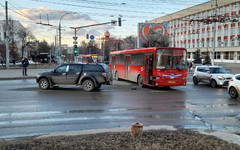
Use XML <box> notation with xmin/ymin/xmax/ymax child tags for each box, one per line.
<box><xmin>229</xmin><ymin>87</ymin><xmax>238</xmax><ymax>98</ymax></box>
<box><xmin>193</xmin><ymin>77</ymin><xmax>199</xmax><ymax>85</ymax></box>
<box><xmin>39</xmin><ymin>78</ymin><xmax>49</xmax><ymax>90</ymax></box>
<box><xmin>82</xmin><ymin>79</ymin><xmax>95</xmax><ymax>92</ymax></box>
<box><xmin>210</xmin><ymin>79</ymin><xmax>217</xmax><ymax>88</ymax></box>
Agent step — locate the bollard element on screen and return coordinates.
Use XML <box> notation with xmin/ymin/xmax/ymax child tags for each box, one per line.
<box><xmin>130</xmin><ymin>122</ymin><xmax>143</xmax><ymax>137</ymax></box>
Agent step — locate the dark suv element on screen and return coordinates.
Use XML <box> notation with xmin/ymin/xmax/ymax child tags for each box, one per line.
<box><xmin>36</xmin><ymin>63</ymin><xmax>112</xmax><ymax>92</ymax></box>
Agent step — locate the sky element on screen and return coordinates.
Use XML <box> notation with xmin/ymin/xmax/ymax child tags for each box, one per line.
<box><xmin>0</xmin><ymin>0</ymin><xmax>210</xmax><ymax>46</ymax></box>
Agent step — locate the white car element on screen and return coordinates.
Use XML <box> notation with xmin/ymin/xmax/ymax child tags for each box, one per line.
<box><xmin>193</xmin><ymin>66</ymin><xmax>234</xmax><ymax>88</ymax></box>
<box><xmin>228</xmin><ymin>74</ymin><xmax>240</xmax><ymax>98</ymax></box>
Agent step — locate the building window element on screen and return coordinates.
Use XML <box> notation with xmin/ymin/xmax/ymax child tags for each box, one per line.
<box><xmin>224</xmin><ymin>40</ymin><xmax>228</xmax><ymax>47</ymax></box>
<box><xmin>216</xmin><ymin>52</ymin><xmax>221</xmax><ymax>59</ymax></box>
<box><xmin>207</xmin><ymin>41</ymin><xmax>210</xmax><ymax>47</ymax></box>
<box><xmin>218</xmin><ymin>41</ymin><xmax>222</xmax><ymax>47</ymax></box>
<box><xmin>231</xmin><ymin>40</ymin><xmax>235</xmax><ymax>46</ymax></box>
<box><xmin>230</xmin><ymin>52</ymin><xmax>234</xmax><ymax>60</ymax></box>
<box><xmin>224</xmin><ymin>52</ymin><xmax>229</xmax><ymax>59</ymax></box>
<box><xmin>237</xmin><ymin>52</ymin><xmax>240</xmax><ymax>60</ymax></box>
<box><xmin>224</xmin><ymin>28</ymin><xmax>228</xmax><ymax>36</ymax></box>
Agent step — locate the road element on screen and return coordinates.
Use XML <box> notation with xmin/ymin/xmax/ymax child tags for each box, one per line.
<box><xmin>0</xmin><ymin>76</ymin><xmax>240</xmax><ymax>139</ymax></box>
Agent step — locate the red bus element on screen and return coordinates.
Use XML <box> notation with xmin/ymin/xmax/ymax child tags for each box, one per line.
<box><xmin>82</xmin><ymin>54</ymin><xmax>104</xmax><ymax>63</ymax></box>
<box><xmin>109</xmin><ymin>47</ymin><xmax>187</xmax><ymax>87</ymax></box>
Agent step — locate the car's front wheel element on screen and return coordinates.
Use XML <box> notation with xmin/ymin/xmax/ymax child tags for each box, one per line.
<box><xmin>82</xmin><ymin>79</ymin><xmax>95</xmax><ymax>92</ymax></box>
<box><xmin>229</xmin><ymin>87</ymin><xmax>238</xmax><ymax>98</ymax></box>
<box><xmin>210</xmin><ymin>79</ymin><xmax>217</xmax><ymax>88</ymax></box>
<box><xmin>39</xmin><ymin>78</ymin><xmax>50</xmax><ymax>90</ymax></box>
<box><xmin>193</xmin><ymin>77</ymin><xmax>199</xmax><ymax>85</ymax></box>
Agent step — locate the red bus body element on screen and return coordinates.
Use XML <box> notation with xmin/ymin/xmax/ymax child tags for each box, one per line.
<box><xmin>109</xmin><ymin>47</ymin><xmax>187</xmax><ymax>87</ymax></box>
<box><xmin>82</xmin><ymin>54</ymin><xmax>104</xmax><ymax>63</ymax></box>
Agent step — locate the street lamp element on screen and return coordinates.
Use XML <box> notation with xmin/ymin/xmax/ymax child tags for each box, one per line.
<box><xmin>59</xmin><ymin>12</ymin><xmax>77</xmax><ymax>55</ymax></box>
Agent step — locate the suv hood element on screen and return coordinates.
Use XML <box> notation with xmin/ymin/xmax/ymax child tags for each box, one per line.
<box><xmin>211</xmin><ymin>73</ymin><xmax>234</xmax><ymax>78</ymax></box>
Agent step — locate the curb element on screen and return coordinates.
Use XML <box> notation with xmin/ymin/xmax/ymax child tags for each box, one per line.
<box><xmin>0</xmin><ymin>76</ymin><xmax>36</xmax><ymax>80</ymax></box>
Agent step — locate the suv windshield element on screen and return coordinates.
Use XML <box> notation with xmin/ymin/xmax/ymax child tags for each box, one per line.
<box><xmin>155</xmin><ymin>49</ymin><xmax>187</xmax><ymax>70</ymax></box>
<box><xmin>210</xmin><ymin>67</ymin><xmax>228</xmax><ymax>74</ymax></box>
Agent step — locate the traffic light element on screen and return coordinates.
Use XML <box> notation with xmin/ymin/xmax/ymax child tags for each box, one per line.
<box><xmin>74</xmin><ymin>45</ymin><xmax>78</xmax><ymax>54</ymax></box>
<box><xmin>118</xmin><ymin>17</ymin><xmax>121</xmax><ymax>26</ymax></box>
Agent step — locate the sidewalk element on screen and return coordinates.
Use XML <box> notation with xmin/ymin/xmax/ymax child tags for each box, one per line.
<box><xmin>0</xmin><ymin>68</ymin><xmax>53</xmax><ymax>80</ymax></box>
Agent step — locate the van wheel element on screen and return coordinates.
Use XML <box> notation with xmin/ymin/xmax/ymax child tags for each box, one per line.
<box><xmin>229</xmin><ymin>87</ymin><xmax>238</xmax><ymax>98</ymax></box>
<box><xmin>193</xmin><ymin>77</ymin><xmax>198</xmax><ymax>85</ymax></box>
<box><xmin>39</xmin><ymin>78</ymin><xmax>49</xmax><ymax>90</ymax></box>
<box><xmin>137</xmin><ymin>75</ymin><xmax>144</xmax><ymax>87</ymax></box>
<box><xmin>115</xmin><ymin>71</ymin><xmax>119</xmax><ymax>81</ymax></box>
<box><xmin>210</xmin><ymin>79</ymin><xmax>217</xmax><ymax>88</ymax></box>
<box><xmin>82</xmin><ymin>80</ymin><xmax>95</xmax><ymax>92</ymax></box>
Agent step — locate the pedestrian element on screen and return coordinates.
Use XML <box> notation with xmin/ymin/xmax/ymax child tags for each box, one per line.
<box><xmin>13</xmin><ymin>59</ymin><xmax>15</xmax><ymax>65</ymax></box>
<box><xmin>21</xmin><ymin>57</ymin><xmax>29</xmax><ymax>76</ymax></box>
<box><xmin>188</xmin><ymin>61</ymin><xmax>192</xmax><ymax>72</ymax></box>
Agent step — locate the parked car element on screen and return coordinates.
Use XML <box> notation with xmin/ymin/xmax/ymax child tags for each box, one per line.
<box><xmin>36</xmin><ymin>63</ymin><xmax>112</xmax><ymax>92</ymax></box>
<box><xmin>228</xmin><ymin>74</ymin><xmax>240</xmax><ymax>98</ymax></box>
<box><xmin>193</xmin><ymin>65</ymin><xmax>234</xmax><ymax>88</ymax></box>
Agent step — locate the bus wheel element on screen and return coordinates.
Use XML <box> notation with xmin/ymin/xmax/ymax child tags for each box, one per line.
<box><xmin>115</xmin><ymin>71</ymin><xmax>119</xmax><ymax>81</ymax></box>
<box><xmin>137</xmin><ymin>75</ymin><xmax>144</xmax><ymax>87</ymax></box>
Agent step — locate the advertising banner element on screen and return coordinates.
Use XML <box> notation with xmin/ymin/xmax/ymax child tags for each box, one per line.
<box><xmin>138</xmin><ymin>23</ymin><xmax>168</xmax><ymax>48</ymax></box>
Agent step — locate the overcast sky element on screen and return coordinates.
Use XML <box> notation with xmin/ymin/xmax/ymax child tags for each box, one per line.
<box><xmin>0</xmin><ymin>0</ymin><xmax>209</xmax><ymax>46</ymax></box>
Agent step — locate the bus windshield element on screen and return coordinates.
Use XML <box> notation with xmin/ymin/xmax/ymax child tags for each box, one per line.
<box><xmin>155</xmin><ymin>49</ymin><xmax>187</xmax><ymax>70</ymax></box>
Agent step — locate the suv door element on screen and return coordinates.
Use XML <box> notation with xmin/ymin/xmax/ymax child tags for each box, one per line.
<box><xmin>50</xmin><ymin>64</ymin><xmax>68</xmax><ymax>84</ymax></box>
<box><xmin>67</xmin><ymin>64</ymin><xmax>82</xmax><ymax>84</ymax></box>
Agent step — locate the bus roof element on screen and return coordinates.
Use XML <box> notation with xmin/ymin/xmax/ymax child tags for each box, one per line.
<box><xmin>110</xmin><ymin>47</ymin><xmax>186</xmax><ymax>55</ymax></box>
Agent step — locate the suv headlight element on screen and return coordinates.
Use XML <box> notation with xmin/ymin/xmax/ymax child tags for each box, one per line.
<box><xmin>217</xmin><ymin>76</ymin><xmax>225</xmax><ymax>80</ymax></box>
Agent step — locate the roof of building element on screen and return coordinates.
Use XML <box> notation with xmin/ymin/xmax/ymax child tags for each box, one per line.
<box><xmin>148</xmin><ymin>0</ymin><xmax>239</xmax><ymax>23</ymax></box>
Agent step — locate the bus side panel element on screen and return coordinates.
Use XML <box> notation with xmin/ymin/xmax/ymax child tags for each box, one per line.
<box><xmin>115</xmin><ymin>64</ymin><xmax>126</xmax><ymax>79</ymax></box>
<box><xmin>128</xmin><ymin>66</ymin><xmax>143</xmax><ymax>82</ymax></box>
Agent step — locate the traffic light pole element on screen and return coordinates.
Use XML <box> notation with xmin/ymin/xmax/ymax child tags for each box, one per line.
<box><xmin>70</xmin><ymin>18</ymin><xmax>122</xmax><ymax>55</ymax></box>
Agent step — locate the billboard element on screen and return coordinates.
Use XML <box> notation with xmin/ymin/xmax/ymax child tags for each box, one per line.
<box><xmin>138</xmin><ymin>23</ymin><xmax>168</xmax><ymax>48</ymax></box>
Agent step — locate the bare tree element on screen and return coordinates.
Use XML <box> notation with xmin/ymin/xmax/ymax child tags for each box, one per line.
<box><xmin>17</xmin><ymin>28</ymin><xmax>33</xmax><ymax>58</ymax></box>
<box><xmin>142</xmin><ymin>33</ymin><xmax>169</xmax><ymax>48</ymax></box>
<box><xmin>122</xmin><ymin>36</ymin><xmax>137</xmax><ymax>50</ymax></box>
<box><xmin>37</xmin><ymin>40</ymin><xmax>52</xmax><ymax>53</ymax></box>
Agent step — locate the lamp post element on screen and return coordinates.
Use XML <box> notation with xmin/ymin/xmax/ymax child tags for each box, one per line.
<box><xmin>59</xmin><ymin>12</ymin><xmax>76</xmax><ymax>56</ymax></box>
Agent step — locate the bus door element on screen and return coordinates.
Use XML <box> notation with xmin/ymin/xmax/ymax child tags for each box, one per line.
<box><xmin>144</xmin><ymin>54</ymin><xmax>153</xmax><ymax>85</ymax></box>
<box><xmin>125</xmin><ymin>55</ymin><xmax>130</xmax><ymax>79</ymax></box>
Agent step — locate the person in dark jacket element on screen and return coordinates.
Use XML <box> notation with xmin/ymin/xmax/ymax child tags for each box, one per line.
<box><xmin>21</xmin><ymin>57</ymin><xmax>29</xmax><ymax>76</ymax></box>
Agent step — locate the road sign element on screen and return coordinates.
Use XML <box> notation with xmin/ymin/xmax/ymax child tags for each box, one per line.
<box><xmin>90</xmin><ymin>35</ymin><xmax>94</xmax><ymax>40</ymax></box>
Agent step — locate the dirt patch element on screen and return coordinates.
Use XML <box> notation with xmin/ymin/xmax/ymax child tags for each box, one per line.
<box><xmin>0</xmin><ymin>129</ymin><xmax>240</xmax><ymax>150</ymax></box>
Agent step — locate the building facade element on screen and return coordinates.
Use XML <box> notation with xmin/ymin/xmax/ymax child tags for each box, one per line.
<box><xmin>148</xmin><ymin>0</ymin><xmax>240</xmax><ymax>64</ymax></box>
<box><xmin>0</xmin><ymin>20</ymin><xmax>26</xmax><ymax>60</ymax></box>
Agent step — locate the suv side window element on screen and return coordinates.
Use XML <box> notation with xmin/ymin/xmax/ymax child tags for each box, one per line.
<box><xmin>68</xmin><ymin>64</ymin><xmax>82</xmax><ymax>73</ymax></box>
<box><xmin>197</xmin><ymin>67</ymin><xmax>205</xmax><ymax>72</ymax></box>
<box><xmin>83</xmin><ymin>64</ymin><xmax>104</xmax><ymax>72</ymax></box>
<box><xmin>55</xmin><ymin>65</ymin><xmax>68</xmax><ymax>73</ymax></box>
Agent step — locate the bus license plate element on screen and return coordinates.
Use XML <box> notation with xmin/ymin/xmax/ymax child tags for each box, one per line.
<box><xmin>168</xmin><ymin>81</ymin><xmax>176</xmax><ymax>83</ymax></box>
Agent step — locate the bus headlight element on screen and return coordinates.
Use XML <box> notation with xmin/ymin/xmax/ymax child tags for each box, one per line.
<box><xmin>156</xmin><ymin>77</ymin><xmax>160</xmax><ymax>80</ymax></box>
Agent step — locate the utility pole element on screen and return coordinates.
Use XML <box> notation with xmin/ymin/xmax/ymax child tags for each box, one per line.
<box><xmin>5</xmin><ymin>1</ymin><xmax>10</xmax><ymax>69</ymax></box>
<box><xmin>212</xmin><ymin>0</ymin><xmax>218</xmax><ymax>66</ymax></box>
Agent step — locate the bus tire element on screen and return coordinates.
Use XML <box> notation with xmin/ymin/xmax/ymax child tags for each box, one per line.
<box><xmin>115</xmin><ymin>71</ymin><xmax>119</xmax><ymax>81</ymax></box>
<box><xmin>137</xmin><ymin>75</ymin><xmax>144</xmax><ymax>87</ymax></box>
